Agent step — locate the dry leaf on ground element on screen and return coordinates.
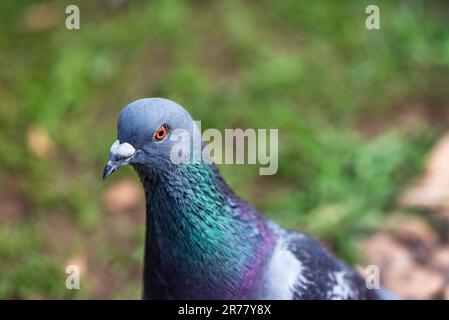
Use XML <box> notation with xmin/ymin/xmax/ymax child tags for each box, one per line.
<box><xmin>384</xmin><ymin>215</ymin><xmax>438</xmax><ymax>248</ymax></box>
<box><xmin>104</xmin><ymin>179</ymin><xmax>143</xmax><ymax>214</ymax></box>
<box><xmin>27</xmin><ymin>125</ymin><xmax>55</xmax><ymax>159</ymax></box>
<box><xmin>19</xmin><ymin>3</ymin><xmax>61</xmax><ymax>32</ymax></box>
<box><xmin>65</xmin><ymin>255</ymin><xmax>88</xmax><ymax>275</ymax></box>
<box><xmin>400</xmin><ymin>133</ymin><xmax>449</xmax><ymax>211</ymax></box>
<box><xmin>384</xmin><ymin>263</ymin><xmax>445</xmax><ymax>299</ymax></box>
<box><xmin>361</xmin><ymin>233</ymin><xmax>413</xmax><ymax>269</ymax></box>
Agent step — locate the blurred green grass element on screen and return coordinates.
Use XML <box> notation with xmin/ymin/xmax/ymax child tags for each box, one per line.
<box><xmin>0</xmin><ymin>0</ymin><xmax>448</xmax><ymax>298</ymax></box>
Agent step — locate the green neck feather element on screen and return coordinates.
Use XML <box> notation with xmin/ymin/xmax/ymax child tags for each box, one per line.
<box><xmin>134</xmin><ymin>162</ymin><xmax>274</xmax><ymax>299</ymax></box>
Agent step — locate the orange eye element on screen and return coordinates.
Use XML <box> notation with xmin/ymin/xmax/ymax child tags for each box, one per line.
<box><xmin>154</xmin><ymin>125</ymin><xmax>168</xmax><ymax>141</ymax></box>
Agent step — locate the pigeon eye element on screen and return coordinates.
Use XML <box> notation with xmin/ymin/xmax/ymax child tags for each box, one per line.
<box><xmin>154</xmin><ymin>125</ymin><xmax>168</xmax><ymax>141</ymax></box>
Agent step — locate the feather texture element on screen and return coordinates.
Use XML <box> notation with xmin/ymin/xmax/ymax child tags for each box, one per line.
<box><xmin>104</xmin><ymin>98</ymin><xmax>381</xmax><ymax>300</ymax></box>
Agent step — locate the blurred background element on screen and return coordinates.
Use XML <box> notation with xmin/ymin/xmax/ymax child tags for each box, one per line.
<box><xmin>1</xmin><ymin>0</ymin><xmax>449</xmax><ymax>299</ymax></box>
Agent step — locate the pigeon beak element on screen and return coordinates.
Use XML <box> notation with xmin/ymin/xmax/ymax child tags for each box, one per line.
<box><xmin>103</xmin><ymin>140</ymin><xmax>136</xmax><ymax>179</ymax></box>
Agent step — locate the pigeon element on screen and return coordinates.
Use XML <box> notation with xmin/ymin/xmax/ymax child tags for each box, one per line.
<box><xmin>103</xmin><ymin>98</ymin><xmax>383</xmax><ymax>300</ymax></box>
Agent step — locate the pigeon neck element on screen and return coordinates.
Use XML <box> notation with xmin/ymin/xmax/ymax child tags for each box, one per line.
<box><xmin>134</xmin><ymin>162</ymin><xmax>275</xmax><ymax>299</ymax></box>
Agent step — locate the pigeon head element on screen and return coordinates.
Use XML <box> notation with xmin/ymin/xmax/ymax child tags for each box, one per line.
<box><xmin>103</xmin><ymin>98</ymin><xmax>199</xmax><ymax>179</ymax></box>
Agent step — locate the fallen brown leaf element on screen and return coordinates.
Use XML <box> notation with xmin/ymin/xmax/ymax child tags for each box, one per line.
<box><xmin>65</xmin><ymin>255</ymin><xmax>87</xmax><ymax>275</ymax></box>
<box><xmin>385</xmin><ymin>215</ymin><xmax>438</xmax><ymax>248</ymax></box>
<box><xmin>400</xmin><ymin>133</ymin><xmax>449</xmax><ymax>211</ymax></box>
<box><xmin>27</xmin><ymin>125</ymin><xmax>55</xmax><ymax>159</ymax></box>
<box><xmin>361</xmin><ymin>233</ymin><xmax>413</xmax><ymax>269</ymax></box>
<box><xmin>384</xmin><ymin>263</ymin><xmax>445</xmax><ymax>299</ymax></box>
<box><xmin>19</xmin><ymin>3</ymin><xmax>61</xmax><ymax>33</ymax></box>
<box><xmin>104</xmin><ymin>179</ymin><xmax>143</xmax><ymax>214</ymax></box>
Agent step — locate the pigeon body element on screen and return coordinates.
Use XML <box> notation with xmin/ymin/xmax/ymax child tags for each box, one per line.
<box><xmin>103</xmin><ymin>98</ymin><xmax>380</xmax><ymax>300</ymax></box>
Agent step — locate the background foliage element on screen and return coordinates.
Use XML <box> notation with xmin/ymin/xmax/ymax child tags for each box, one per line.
<box><xmin>0</xmin><ymin>0</ymin><xmax>448</xmax><ymax>298</ymax></box>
